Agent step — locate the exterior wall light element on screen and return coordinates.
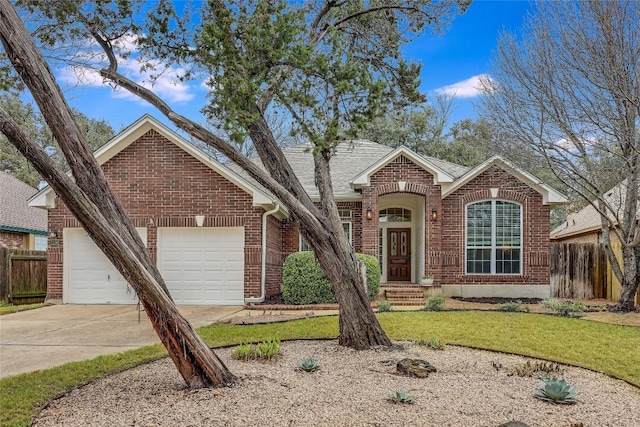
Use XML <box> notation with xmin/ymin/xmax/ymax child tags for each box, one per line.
<box><xmin>431</xmin><ymin>207</ymin><xmax>438</xmax><ymax>221</ymax></box>
<box><xmin>366</xmin><ymin>205</ymin><xmax>372</xmax><ymax>220</ymax></box>
<box><xmin>49</xmin><ymin>230</ymin><xmax>59</xmax><ymax>239</ymax></box>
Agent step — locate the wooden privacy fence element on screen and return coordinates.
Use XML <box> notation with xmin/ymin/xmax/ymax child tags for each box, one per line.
<box><xmin>550</xmin><ymin>242</ymin><xmax>640</xmax><ymax>304</ymax></box>
<box><xmin>0</xmin><ymin>247</ymin><xmax>47</xmax><ymax>305</ymax></box>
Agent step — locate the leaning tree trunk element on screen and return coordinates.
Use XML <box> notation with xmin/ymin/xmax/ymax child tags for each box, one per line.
<box><xmin>312</xmin><ymin>148</ymin><xmax>392</xmax><ymax>349</ymax></box>
<box><xmin>0</xmin><ymin>0</ymin><xmax>234</xmax><ymax>388</ymax></box>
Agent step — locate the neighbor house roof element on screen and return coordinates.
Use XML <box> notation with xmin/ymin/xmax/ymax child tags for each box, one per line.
<box><xmin>28</xmin><ymin>115</ymin><xmax>281</xmax><ymax>210</ymax></box>
<box><xmin>0</xmin><ymin>171</ymin><xmax>47</xmax><ymax>234</ymax></box>
<box><xmin>550</xmin><ymin>180</ymin><xmax>636</xmax><ymax>240</ymax></box>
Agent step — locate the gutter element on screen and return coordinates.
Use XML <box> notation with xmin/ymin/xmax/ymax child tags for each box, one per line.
<box><xmin>245</xmin><ymin>203</ymin><xmax>280</xmax><ymax>304</ymax></box>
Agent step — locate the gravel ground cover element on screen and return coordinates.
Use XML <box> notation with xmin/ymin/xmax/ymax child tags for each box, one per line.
<box><xmin>34</xmin><ymin>340</ymin><xmax>640</xmax><ymax>427</ymax></box>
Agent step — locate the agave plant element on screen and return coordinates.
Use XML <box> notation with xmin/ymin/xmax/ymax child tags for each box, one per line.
<box><xmin>534</xmin><ymin>377</ymin><xmax>577</xmax><ymax>404</ymax></box>
<box><xmin>391</xmin><ymin>390</ymin><xmax>413</xmax><ymax>404</ymax></box>
<box><xmin>297</xmin><ymin>357</ymin><xmax>319</xmax><ymax>372</ymax></box>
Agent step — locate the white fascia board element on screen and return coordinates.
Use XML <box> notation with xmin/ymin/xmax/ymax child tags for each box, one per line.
<box><xmin>28</xmin><ymin>114</ymin><xmax>277</xmax><ymax>208</ymax></box>
<box><xmin>27</xmin><ymin>189</ymin><xmax>56</xmax><ymax>209</ymax></box>
<box><xmin>350</xmin><ymin>146</ymin><xmax>455</xmax><ymax>187</ymax></box>
<box><xmin>442</xmin><ymin>155</ymin><xmax>568</xmax><ymax>206</ymax></box>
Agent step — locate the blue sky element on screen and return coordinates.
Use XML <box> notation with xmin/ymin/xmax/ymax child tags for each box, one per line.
<box><xmin>58</xmin><ymin>0</ymin><xmax>534</xmax><ymax>133</ymax></box>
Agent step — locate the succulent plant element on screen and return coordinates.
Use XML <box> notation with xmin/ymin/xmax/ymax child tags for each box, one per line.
<box><xmin>391</xmin><ymin>390</ymin><xmax>413</xmax><ymax>404</ymax></box>
<box><xmin>297</xmin><ymin>357</ymin><xmax>319</xmax><ymax>372</ymax></box>
<box><xmin>534</xmin><ymin>377</ymin><xmax>577</xmax><ymax>404</ymax></box>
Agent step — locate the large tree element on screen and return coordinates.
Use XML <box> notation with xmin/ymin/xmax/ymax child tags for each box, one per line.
<box><xmin>1</xmin><ymin>0</ymin><xmax>235</xmax><ymax>388</ymax></box>
<box><xmin>0</xmin><ymin>94</ymin><xmax>115</xmax><ymax>187</ymax></box>
<box><xmin>480</xmin><ymin>0</ymin><xmax>640</xmax><ymax>310</ymax></box>
<box><xmin>11</xmin><ymin>0</ymin><xmax>469</xmax><ymax>349</ymax></box>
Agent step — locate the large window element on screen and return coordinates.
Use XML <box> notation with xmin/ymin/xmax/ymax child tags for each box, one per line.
<box><xmin>300</xmin><ymin>210</ymin><xmax>352</xmax><ymax>251</ymax></box>
<box><xmin>466</xmin><ymin>201</ymin><xmax>521</xmax><ymax>275</ymax></box>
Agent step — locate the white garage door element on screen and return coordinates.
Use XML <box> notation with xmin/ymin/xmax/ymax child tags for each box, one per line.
<box><xmin>65</xmin><ymin>228</ymin><xmax>147</xmax><ymax>304</ymax></box>
<box><xmin>157</xmin><ymin>227</ymin><xmax>244</xmax><ymax>305</ymax></box>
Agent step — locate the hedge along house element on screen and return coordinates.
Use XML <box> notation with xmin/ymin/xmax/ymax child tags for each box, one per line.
<box><xmin>30</xmin><ymin>114</ymin><xmax>566</xmax><ymax>305</ymax></box>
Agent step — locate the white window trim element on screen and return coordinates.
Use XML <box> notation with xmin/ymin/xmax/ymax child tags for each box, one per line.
<box><xmin>464</xmin><ymin>200</ymin><xmax>523</xmax><ymax>275</ymax></box>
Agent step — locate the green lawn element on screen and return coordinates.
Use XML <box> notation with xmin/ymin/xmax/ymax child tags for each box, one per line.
<box><xmin>0</xmin><ymin>303</ymin><xmax>46</xmax><ymax>316</ymax></box>
<box><xmin>1</xmin><ymin>311</ymin><xmax>638</xmax><ymax>427</ymax></box>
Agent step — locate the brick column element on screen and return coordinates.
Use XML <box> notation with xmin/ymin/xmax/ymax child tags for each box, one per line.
<box><xmin>361</xmin><ymin>185</ymin><xmax>378</xmax><ymax>257</ymax></box>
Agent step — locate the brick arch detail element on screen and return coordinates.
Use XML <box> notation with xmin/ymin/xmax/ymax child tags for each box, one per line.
<box><xmin>461</xmin><ymin>188</ymin><xmax>528</xmax><ymax>205</ymax></box>
<box><xmin>375</xmin><ymin>182</ymin><xmax>430</xmax><ymax>197</ymax></box>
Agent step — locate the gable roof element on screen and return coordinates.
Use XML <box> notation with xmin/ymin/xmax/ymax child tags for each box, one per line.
<box><xmin>29</xmin><ymin>114</ymin><xmax>279</xmax><ymax>209</ymax></box>
<box><xmin>550</xmin><ymin>180</ymin><xmax>636</xmax><ymax>240</ymax></box>
<box><xmin>441</xmin><ymin>155</ymin><xmax>567</xmax><ymax>205</ymax></box>
<box><xmin>0</xmin><ymin>171</ymin><xmax>47</xmax><ymax>234</ymax></box>
<box><xmin>350</xmin><ymin>145</ymin><xmax>465</xmax><ymax>188</ymax></box>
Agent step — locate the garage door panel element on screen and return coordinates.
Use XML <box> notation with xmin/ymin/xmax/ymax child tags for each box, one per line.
<box><xmin>65</xmin><ymin>228</ymin><xmax>146</xmax><ymax>304</ymax></box>
<box><xmin>158</xmin><ymin>227</ymin><xmax>244</xmax><ymax>305</ymax></box>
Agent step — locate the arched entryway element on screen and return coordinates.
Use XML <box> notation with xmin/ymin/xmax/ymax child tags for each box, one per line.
<box><xmin>378</xmin><ymin>193</ymin><xmax>425</xmax><ymax>283</ymax></box>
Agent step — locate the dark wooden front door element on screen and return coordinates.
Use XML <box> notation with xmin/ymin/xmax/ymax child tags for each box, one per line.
<box><xmin>387</xmin><ymin>228</ymin><xmax>411</xmax><ymax>281</ymax></box>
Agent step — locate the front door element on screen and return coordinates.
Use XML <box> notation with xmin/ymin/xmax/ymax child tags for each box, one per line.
<box><xmin>387</xmin><ymin>228</ymin><xmax>411</xmax><ymax>281</ymax></box>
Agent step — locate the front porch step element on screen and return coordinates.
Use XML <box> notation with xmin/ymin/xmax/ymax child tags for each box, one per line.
<box><xmin>383</xmin><ymin>284</ymin><xmax>426</xmax><ymax>306</ymax></box>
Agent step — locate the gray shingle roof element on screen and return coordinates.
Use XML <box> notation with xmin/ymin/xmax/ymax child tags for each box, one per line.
<box><xmin>0</xmin><ymin>171</ymin><xmax>47</xmax><ymax>233</ymax></box>
<box><xmin>228</xmin><ymin>140</ymin><xmax>470</xmax><ymax>199</ymax></box>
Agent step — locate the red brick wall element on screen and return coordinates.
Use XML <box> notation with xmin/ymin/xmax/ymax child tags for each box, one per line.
<box><xmin>0</xmin><ymin>230</ymin><xmax>26</xmax><ymax>249</ymax></box>
<box><xmin>440</xmin><ymin>165</ymin><xmax>550</xmax><ymax>285</ymax></box>
<box><xmin>280</xmin><ymin>201</ymin><xmax>363</xmax><ymax>260</ymax></box>
<box><xmin>363</xmin><ymin>155</ymin><xmax>440</xmax><ymax>262</ymax></box>
<box><xmin>47</xmin><ymin>129</ymin><xmax>267</xmax><ymax>301</ymax></box>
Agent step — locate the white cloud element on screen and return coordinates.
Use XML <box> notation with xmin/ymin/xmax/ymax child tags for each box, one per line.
<box><xmin>56</xmin><ymin>34</ymin><xmax>196</xmax><ymax>105</ymax></box>
<box><xmin>435</xmin><ymin>74</ymin><xmax>493</xmax><ymax>99</ymax></box>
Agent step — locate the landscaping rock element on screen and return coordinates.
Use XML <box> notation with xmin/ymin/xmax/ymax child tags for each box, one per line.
<box><xmin>396</xmin><ymin>358</ymin><xmax>437</xmax><ymax>378</ymax></box>
<box><xmin>497</xmin><ymin>422</ymin><xmax>530</xmax><ymax>427</ymax></box>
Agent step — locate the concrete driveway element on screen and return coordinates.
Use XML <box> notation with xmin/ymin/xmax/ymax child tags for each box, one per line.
<box><xmin>0</xmin><ymin>304</ymin><xmax>243</xmax><ymax>378</ymax></box>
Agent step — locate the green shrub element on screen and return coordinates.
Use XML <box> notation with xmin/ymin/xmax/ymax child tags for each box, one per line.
<box><xmin>255</xmin><ymin>338</ymin><xmax>281</xmax><ymax>360</ymax></box>
<box><xmin>542</xmin><ymin>299</ymin><xmax>585</xmax><ymax>317</ymax></box>
<box><xmin>497</xmin><ymin>300</ymin><xmax>530</xmax><ymax>312</ymax></box>
<box><xmin>424</xmin><ymin>295</ymin><xmax>445</xmax><ymax>311</ymax></box>
<box><xmin>230</xmin><ymin>338</ymin><xmax>281</xmax><ymax>361</ymax></box>
<box><xmin>231</xmin><ymin>343</ymin><xmax>253</xmax><ymax>361</ymax></box>
<box><xmin>282</xmin><ymin>252</ymin><xmax>381</xmax><ymax>304</ymax></box>
<box><xmin>377</xmin><ymin>300</ymin><xmax>393</xmax><ymax>312</ymax></box>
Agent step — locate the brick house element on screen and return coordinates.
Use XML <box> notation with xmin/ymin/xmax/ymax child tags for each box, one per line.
<box><xmin>1</xmin><ymin>171</ymin><xmax>47</xmax><ymax>250</ymax></box>
<box><xmin>29</xmin><ymin>115</ymin><xmax>566</xmax><ymax>305</ymax></box>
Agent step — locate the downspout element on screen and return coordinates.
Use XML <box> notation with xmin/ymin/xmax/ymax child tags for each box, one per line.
<box><xmin>245</xmin><ymin>203</ymin><xmax>280</xmax><ymax>304</ymax></box>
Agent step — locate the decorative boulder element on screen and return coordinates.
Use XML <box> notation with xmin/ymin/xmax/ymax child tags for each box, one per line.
<box><xmin>396</xmin><ymin>358</ymin><xmax>437</xmax><ymax>378</ymax></box>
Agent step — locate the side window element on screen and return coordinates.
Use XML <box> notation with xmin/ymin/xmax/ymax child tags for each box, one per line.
<box><xmin>300</xmin><ymin>210</ymin><xmax>352</xmax><ymax>251</ymax></box>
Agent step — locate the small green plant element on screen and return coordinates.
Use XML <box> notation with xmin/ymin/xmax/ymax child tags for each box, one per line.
<box><xmin>534</xmin><ymin>376</ymin><xmax>577</xmax><ymax>404</ymax></box>
<box><xmin>542</xmin><ymin>299</ymin><xmax>585</xmax><ymax>317</ymax></box>
<box><xmin>415</xmin><ymin>336</ymin><xmax>446</xmax><ymax>350</ymax></box>
<box><xmin>391</xmin><ymin>390</ymin><xmax>413</xmax><ymax>404</ymax></box>
<box><xmin>377</xmin><ymin>300</ymin><xmax>393</xmax><ymax>312</ymax></box>
<box><xmin>425</xmin><ymin>295</ymin><xmax>445</xmax><ymax>311</ymax></box>
<box><xmin>231</xmin><ymin>338</ymin><xmax>281</xmax><ymax>361</ymax></box>
<box><xmin>507</xmin><ymin>361</ymin><xmax>563</xmax><ymax>377</ymax></box>
<box><xmin>297</xmin><ymin>357</ymin><xmax>319</xmax><ymax>372</ymax></box>
<box><xmin>497</xmin><ymin>300</ymin><xmax>530</xmax><ymax>312</ymax></box>
<box><xmin>230</xmin><ymin>343</ymin><xmax>252</xmax><ymax>361</ymax></box>
<box><xmin>255</xmin><ymin>338</ymin><xmax>281</xmax><ymax>360</ymax></box>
